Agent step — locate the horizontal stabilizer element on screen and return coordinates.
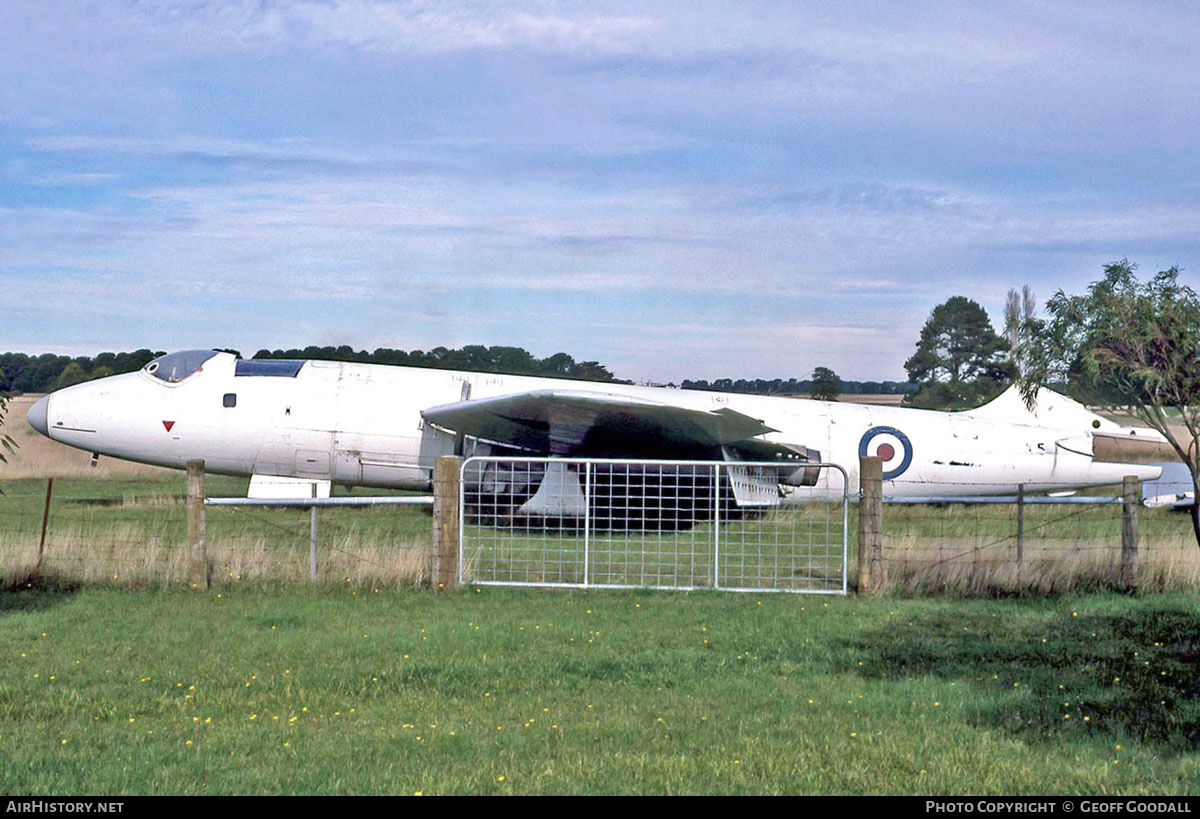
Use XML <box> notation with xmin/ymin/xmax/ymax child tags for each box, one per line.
<box><xmin>1144</xmin><ymin>492</ymin><xmax>1195</xmax><ymax>510</ymax></box>
<box><xmin>248</xmin><ymin>475</ymin><xmax>331</xmax><ymax>500</ymax></box>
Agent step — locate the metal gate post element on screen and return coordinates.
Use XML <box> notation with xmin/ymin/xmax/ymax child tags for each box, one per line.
<box><xmin>583</xmin><ymin>462</ymin><xmax>591</xmax><ymax>587</ymax></box>
<box><xmin>713</xmin><ymin>463</ymin><xmax>721</xmax><ymax>589</ymax></box>
<box><xmin>457</xmin><ymin>461</ymin><xmax>466</xmax><ymax>588</ymax></box>
<box><xmin>842</xmin><ymin>475</ymin><xmax>850</xmax><ymax>595</ymax></box>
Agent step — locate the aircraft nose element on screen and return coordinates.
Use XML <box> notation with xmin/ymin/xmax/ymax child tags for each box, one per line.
<box><xmin>27</xmin><ymin>394</ymin><xmax>50</xmax><ymax>437</ymax></box>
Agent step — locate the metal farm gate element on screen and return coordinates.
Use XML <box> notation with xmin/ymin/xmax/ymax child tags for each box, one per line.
<box><xmin>458</xmin><ymin>457</ymin><xmax>849</xmax><ymax>594</ymax></box>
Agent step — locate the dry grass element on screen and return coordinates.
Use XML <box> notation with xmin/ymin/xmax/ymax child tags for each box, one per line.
<box><xmin>1</xmin><ymin>394</ymin><xmax>175</xmax><ymax>480</ymax></box>
<box><xmin>1</xmin><ymin>524</ymin><xmax>429</xmax><ymax>589</ymax></box>
<box><xmin>839</xmin><ymin>393</ymin><xmax>908</xmax><ymax>405</ymax></box>
<box><xmin>883</xmin><ymin>531</ymin><xmax>1200</xmax><ymax>595</ymax></box>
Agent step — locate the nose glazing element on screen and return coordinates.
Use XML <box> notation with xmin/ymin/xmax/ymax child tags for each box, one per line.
<box><xmin>27</xmin><ymin>395</ymin><xmax>50</xmax><ymax>437</ymax></box>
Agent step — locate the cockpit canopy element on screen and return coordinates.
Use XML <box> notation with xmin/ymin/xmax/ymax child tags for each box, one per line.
<box><xmin>144</xmin><ymin>350</ymin><xmax>219</xmax><ymax>383</ymax></box>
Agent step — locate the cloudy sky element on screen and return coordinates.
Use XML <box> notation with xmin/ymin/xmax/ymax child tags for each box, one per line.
<box><xmin>2</xmin><ymin>1</ymin><xmax>1198</xmax><ymax>382</ymax></box>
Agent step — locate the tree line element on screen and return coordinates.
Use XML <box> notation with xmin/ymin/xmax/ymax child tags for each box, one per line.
<box><xmin>0</xmin><ymin>349</ymin><xmax>164</xmax><ymax>394</ymax></box>
<box><xmin>679</xmin><ymin>376</ymin><xmax>910</xmax><ymax>396</ymax></box>
<box><xmin>0</xmin><ymin>342</ymin><xmax>914</xmax><ymax>399</ymax></box>
<box><xmin>0</xmin><ymin>345</ymin><xmax>623</xmax><ymax>394</ymax></box>
<box><xmin>250</xmin><ymin>345</ymin><xmax>621</xmax><ymax>383</ymax></box>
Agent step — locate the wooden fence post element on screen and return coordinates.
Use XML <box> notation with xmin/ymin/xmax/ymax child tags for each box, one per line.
<box><xmin>36</xmin><ymin>478</ymin><xmax>53</xmax><ymax>572</ymax></box>
<box><xmin>1121</xmin><ymin>475</ymin><xmax>1140</xmax><ymax>591</ymax></box>
<box><xmin>432</xmin><ymin>456</ymin><xmax>462</xmax><ymax>591</ymax></box>
<box><xmin>857</xmin><ymin>456</ymin><xmax>884</xmax><ymax>594</ymax></box>
<box><xmin>186</xmin><ymin>459</ymin><xmax>210</xmax><ymax>589</ymax></box>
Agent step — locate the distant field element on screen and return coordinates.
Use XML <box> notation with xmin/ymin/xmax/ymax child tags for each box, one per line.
<box><xmin>2</xmin><ymin>585</ymin><xmax>1200</xmax><ymax>795</ymax></box>
<box><xmin>778</xmin><ymin>393</ymin><xmax>907</xmax><ymax>405</ymax></box>
<box><xmin>838</xmin><ymin>393</ymin><xmax>908</xmax><ymax>406</ymax></box>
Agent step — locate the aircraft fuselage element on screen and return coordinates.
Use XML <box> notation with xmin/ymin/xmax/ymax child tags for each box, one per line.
<box><xmin>28</xmin><ymin>351</ymin><xmax>1162</xmax><ymax>499</ymax></box>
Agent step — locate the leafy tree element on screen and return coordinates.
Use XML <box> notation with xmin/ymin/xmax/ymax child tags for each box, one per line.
<box><xmin>567</xmin><ymin>360</ymin><xmax>618</xmax><ymax>382</ymax></box>
<box><xmin>905</xmin><ymin>296</ymin><xmax>1014</xmax><ymax>408</ymax></box>
<box><xmin>542</xmin><ymin>353</ymin><xmax>577</xmax><ymax>376</ymax></box>
<box><xmin>0</xmin><ymin>349</ymin><xmax>161</xmax><ymax>393</ymax></box>
<box><xmin>55</xmin><ymin>362</ymin><xmax>89</xmax><ymax>391</ymax></box>
<box><xmin>0</xmin><ymin>369</ymin><xmax>14</xmax><ymax>465</ymax></box>
<box><xmin>250</xmin><ymin>344</ymin><xmax>623</xmax><ymax>383</ymax></box>
<box><xmin>1020</xmin><ymin>260</ymin><xmax>1200</xmax><ymax>548</ymax></box>
<box><xmin>810</xmin><ymin>366</ymin><xmax>841</xmax><ymax>401</ymax></box>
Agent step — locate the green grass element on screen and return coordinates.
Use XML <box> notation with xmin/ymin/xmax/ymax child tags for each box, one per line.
<box><xmin>3</xmin><ymin>473</ymin><xmax>1199</xmax><ymax>793</ymax></box>
<box><xmin>2</xmin><ymin>585</ymin><xmax>1200</xmax><ymax>794</ymax></box>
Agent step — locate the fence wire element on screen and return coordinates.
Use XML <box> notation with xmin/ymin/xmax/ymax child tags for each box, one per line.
<box><xmin>2</xmin><ymin>467</ymin><xmax>1197</xmax><ymax>594</ymax></box>
<box><xmin>879</xmin><ymin>471</ymin><xmax>1196</xmax><ymax>593</ymax></box>
<box><xmin>459</xmin><ymin>458</ymin><xmax>850</xmax><ymax>594</ymax></box>
<box><xmin>0</xmin><ymin>479</ymin><xmax>432</xmax><ymax>587</ymax></box>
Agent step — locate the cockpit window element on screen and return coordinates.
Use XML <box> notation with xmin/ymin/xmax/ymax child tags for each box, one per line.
<box><xmin>144</xmin><ymin>350</ymin><xmax>219</xmax><ymax>383</ymax></box>
<box><xmin>235</xmin><ymin>359</ymin><xmax>306</xmax><ymax>377</ymax></box>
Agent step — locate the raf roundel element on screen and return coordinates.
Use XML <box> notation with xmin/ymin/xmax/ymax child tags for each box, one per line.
<box><xmin>858</xmin><ymin>426</ymin><xmax>913</xmax><ymax>480</ymax></box>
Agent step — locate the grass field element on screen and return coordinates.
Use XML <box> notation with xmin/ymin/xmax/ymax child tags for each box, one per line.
<box><xmin>3</xmin><ymin>585</ymin><xmax>1200</xmax><ymax>795</ymax></box>
<box><xmin>4</xmin><ymin>405</ymin><xmax>1200</xmax><ymax>794</ymax></box>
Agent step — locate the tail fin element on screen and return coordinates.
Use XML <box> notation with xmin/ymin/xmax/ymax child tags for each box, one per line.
<box><xmin>967</xmin><ymin>385</ymin><xmax>1126</xmax><ymax>433</ymax></box>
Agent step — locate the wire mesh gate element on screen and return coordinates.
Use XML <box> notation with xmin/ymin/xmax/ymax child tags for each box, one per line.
<box><xmin>459</xmin><ymin>457</ymin><xmax>849</xmax><ymax>594</ymax></box>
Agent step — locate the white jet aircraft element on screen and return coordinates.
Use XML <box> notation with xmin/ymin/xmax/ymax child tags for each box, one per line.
<box><xmin>26</xmin><ymin>350</ymin><xmax>1162</xmax><ymax>509</ymax></box>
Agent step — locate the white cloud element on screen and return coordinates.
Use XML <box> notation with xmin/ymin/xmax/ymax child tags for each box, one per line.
<box><xmin>7</xmin><ymin>171</ymin><xmax>1200</xmax><ymax>309</ymax></box>
<box><xmin>281</xmin><ymin>3</ymin><xmax>658</xmax><ymax>54</ymax></box>
<box><xmin>5</xmin><ymin>1</ymin><xmax>1200</xmax><ymax>379</ymax></box>
<box><xmin>28</xmin><ymin>172</ymin><xmax>119</xmax><ymax>187</ymax></box>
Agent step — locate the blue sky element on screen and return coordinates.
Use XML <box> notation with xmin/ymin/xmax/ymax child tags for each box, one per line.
<box><xmin>2</xmin><ymin>1</ymin><xmax>1199</xmax><ymax>382</ymax></box>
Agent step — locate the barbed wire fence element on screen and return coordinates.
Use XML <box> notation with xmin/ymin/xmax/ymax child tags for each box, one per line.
<box><xmin>0</xmin><ymin>469</ymin><xmax>434</xmax><ymax>589</ymax></box>
<box><xmin>2</xmin><ymin>456</ymin><xmax>1197</xmax><ymax>594</ymax></box>
<box><xmin>870</xmin><ymin>471</ymin><xmax>1197</xmax><ymax>594</ymax></box>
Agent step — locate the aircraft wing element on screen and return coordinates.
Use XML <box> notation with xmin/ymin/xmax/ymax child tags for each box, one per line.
<box><xmin>421</xmin><ymin>389</ymin><xmax>778</xmax><ymax>457</ymax></box>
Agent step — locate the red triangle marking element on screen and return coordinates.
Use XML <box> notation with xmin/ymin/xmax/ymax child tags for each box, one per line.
<box><xmin>162</xmin><ymin>421</ymin><xmax>175</xmax><ymax>432</ymax></box>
